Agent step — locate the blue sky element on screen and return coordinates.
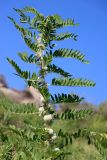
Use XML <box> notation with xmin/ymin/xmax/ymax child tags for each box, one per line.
<box><xmin>0</xmin><ymin>0</ymin><xmax>107</xmax><ymax>105</ymax></box>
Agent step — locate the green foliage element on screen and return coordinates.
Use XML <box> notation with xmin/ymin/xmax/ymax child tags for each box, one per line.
<box><xmin>18</xmin><ymin>52</ymin><xmax>38</xmax><ymax>63</ymax></box>
<box><xmin>24</xmin><ymin>37</ymin><xmax>39</xmax><ymax>52</ymax></box>
<box><xmin>47</xmin><ymin>64</ymin><xmax>72</xmax><ymax>77</ymax></box>
<box><xmin>8</xmin><ymin>16</ymin><xmax>32</xmax><ymax>37</ymax></box>
<box><xmin>7</xmin><ymin>6</ymin><xmax>95</xmax><ymax>100</ymax></box>
<box><xmin>0</xmin><ymin>5</ymin><xmax>106</xmax><ymax>160</ymax></box>
<box><xmin>55</xmin><ymin>32</ymin><xmax>77</xmax><ymax>41</ymax></box>
<box><xmin>7</xmin><ymin>58</ymin><xmax>30</xmax><ymax>80</ymax></box>
<box><xmin>50</xmin><ymin>93</ymin><xmax>84</xmax><ymax>104</ymax></box>
<box><xmin>54</xmin><ymin>109</ymin><xmax>93</xmax><ymax>120</ymax></box>
<box><xmin>52</xmin><ymin>77</ymin><xmax>95</xmax><ymax>87</ymax></box>
<box><xmin>53</xmin><ymin>48</ymin><xmax>89</xmax><ymax>64</ymax></box>
<box><xmin>0</xmin><ymin>97</ymin><xmax>59</xmax><ymax>160</ymax></box>
<box><xmin>0</xmin><ymin>97</ymin><xmax>107</xmax><ymax>160</ymax></box>
<box><xmin>52</xmin><ymin>102</ymin><xmax>107</xmax><ymax>160</ymax></box>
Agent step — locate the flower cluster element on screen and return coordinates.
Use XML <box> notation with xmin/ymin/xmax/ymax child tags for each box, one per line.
<box><xmin>38</xmin><ymin>106</ymin><xmax>60</xmax><ymax>152</ymax></box>
<box><xmin>43</xmin><ymin>114</ymin><xmax>53</xmax><ymax>121</ymax></box>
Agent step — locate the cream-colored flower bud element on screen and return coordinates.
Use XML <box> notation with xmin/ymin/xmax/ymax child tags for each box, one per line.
<box><xmin>43</xmin><ymin>114</ymin><xmax>53</xmax><ymax>121</ymax></box>
<box><xmin>51</xmin><ymin>133</ymin><xmax>57</xmax><ymax>140</ymax></box>
<box><xmin>39</xmin><ymin>107</ymin><xmax>44</xmax><ymax>113</ymax></box>
<box><xmin>38</xmin><ymin>44</ymin><xmax>45</xmax><ymax>50</ymax></box>
<box><xmin>43</xmin><ymin>66</ymin><xmax>48</xmax><ymax>70</ymax></box>
<box><xmin>54</xmin><ymin>148</ymin><xmax>60</xmax><ymax>151</ymax></box>
<box><xmin>40</xmin><ymin>96</ymin><xmax>44</xmax><ymax>101</ymax></box>
<box><xmin>45</xmin><ymin>128</ymin><xmax>54</xmax><ymax>135</ymax></box>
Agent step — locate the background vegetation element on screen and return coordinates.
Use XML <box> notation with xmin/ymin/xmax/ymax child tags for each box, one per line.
<box><xmin>0</xmin><ymin>96</ymin><xmax>107</xmax><ymax>159</ymax></box>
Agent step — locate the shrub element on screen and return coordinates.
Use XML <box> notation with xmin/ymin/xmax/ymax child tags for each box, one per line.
<box><xmin>0</xmin><ymin>6</ymin><xmax>107</xmax><ymax>159</ymax></box>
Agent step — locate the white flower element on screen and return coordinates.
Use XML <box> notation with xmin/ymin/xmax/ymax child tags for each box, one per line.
<box><xmin>39</xmin><ymin>107</ymin><xmax>44</xmax><ymax>113</ymax></box>
<box><xmin>43</xmin><ymin>114</ymin><xmax>53</xmax><ymax>121</ymax></box>
<box><xmin>38</xmin><ymin>43</ymin><xmax>45</xmax><ymax>50</ymax></box>
<box><xmin>54</xmin><ymin>148</ymin><xmax>60</xmax><ymax>151</ymax></box>
<box><xmin>43</xmin><ymin>66</ymin><xmax>48</xmax><ymax>70</ymax></box>
<box><xmin>40</xmin><ymin>96</ymin><xmax>44</xmax><ymax>101</ymax></box>
<box><xmin>51</xmin><ymin>133</ymin><xmax>57</xmax><ymax>140</ymax></box>
<box><xmin>45</xmin><ymin>128</ymin><xmax>54</xmax><ymax>134</ymax></box>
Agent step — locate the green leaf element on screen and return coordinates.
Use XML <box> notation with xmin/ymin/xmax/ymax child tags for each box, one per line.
<box><xmin>24</xmin><ymin>37</ymin><xmax>38</xmax><ymax>52</ymax></box>
<box><xmin>20</xmin><ymin>6</ymin><xmax>45</xmax><ymax>23</ymax></box>
<box><xmin>18</xmin><ymin>52</ymin><xmax>38</xmax><ymax>63</ymax></box>
<box><xmin>21</xmin><ymin>6</ymin><xmax>44</xmax><ymax>17</ymax></box>
<box><xmin>7</xmin><ymin>58</ymin><xmax>30</xmax><ymax>79</ymax></box>
<box><xmin>8</xmin><ymin>16</ymin><xmax>32</xmax><ymax>37</ymax></box>
<box><xmin>55</xmin><ymin>32</ymin><xmax>78</xmax><ymax>41</ymax></box>
<box><xmin>53</xmin><ymin>48</ymin><xmax>89</xmax><ymax>64</ymax></box>
<box><xmin>39</xmin><ymin>85</ymin><xmax>51</xmax><ymax>102</ymax></box>
<box><xmin>47</xmin><ymin>64</ymin><xmax>72</xmax><ymax>77</ymax></box>
<box><xmin>18</xmin><ymin>52</ymin><xmax>28</xmax><ymax>62</ymax></box>
<box><xmin>50</xmin><ymin>93</ymin><xmax>84</xmax><ymax>104</ymax></box>
<box><xmin>51</xmin><ymin>78</ymin><xmax>96</xmax><ymax>87</ymax></box>
<box><xmin>57</xmin><ymin>18</ymin><xmax>79</xmax><ymax>28</ymax></box>
<box><xmin>43</xmin><ymin>53</ymin><xmax>53</xmax><ymax>66</ymax></box>
<box><xmin>55</xmin><ymin>109</ymin><xmax>93</xmax><ymax>120</ymax></box>
<box><xmin>13</xmin><ymin>8</ymin><xmax>29</xmax><ymax>23</ymax></box>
